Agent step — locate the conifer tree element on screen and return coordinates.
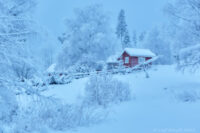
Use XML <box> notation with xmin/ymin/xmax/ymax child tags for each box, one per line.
<box><xmin>116</xmin><ymin>9</ymin><xmax>128</xmax><ymax>46</ymax></box>
<box><xmin>123</xmin><ymin>30</ymin><xmax>131</xmax><ymax>48</ymax></box>
<box><xmin>132</xmin><ymin>30</ymin><xmax>137</xmax><ymax>47</ymax></box>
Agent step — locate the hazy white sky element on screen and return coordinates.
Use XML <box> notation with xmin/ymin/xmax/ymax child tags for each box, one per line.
<box><xmin>34</xmin><ymin>0</ymin><xmax>171</xmax><ymax>36</ymax></box>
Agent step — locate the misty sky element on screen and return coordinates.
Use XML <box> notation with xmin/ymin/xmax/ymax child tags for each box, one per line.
<box><xmin>34</xmin><ymin>0</ymin><xmax>172</xmax><ymax>36</ymax></box>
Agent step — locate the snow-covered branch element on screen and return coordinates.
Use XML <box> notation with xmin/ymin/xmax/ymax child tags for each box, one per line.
<box><xmin>178</xmin><ymin>44</ymin><xmax>200</xmax><ymax>71</ymax></box>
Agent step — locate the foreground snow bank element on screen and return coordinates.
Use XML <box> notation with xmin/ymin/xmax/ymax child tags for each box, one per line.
<box><xmin>48</xmin><ymin>65</ymin><xmax>200</xmax><ymax>133</ymax></box>
<box><xmin>42</xmin><ymin>74</ymin><xmax>132</xmax><ymax>132</ymax></box>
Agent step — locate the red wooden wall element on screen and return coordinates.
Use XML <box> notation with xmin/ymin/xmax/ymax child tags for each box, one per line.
<box><xmin>120</xmin><ymin>52</ymin><xmax>152</xmax><ymax>67</ymax></box>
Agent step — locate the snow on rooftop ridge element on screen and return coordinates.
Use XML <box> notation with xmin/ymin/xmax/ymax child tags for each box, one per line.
<box><xmin>107</xmin><ymin>52</ymin><xmax>121</xmax><ymax>63</ymax></box>
<box><xmin>124</xmin><ymin>48</ymin><xmax>156</xmax><ymax>57</ymax></box>
<box><xmin>47</xmin><ymin>63</ymin><xmax>56</xmax><ymax>73</ymax></box>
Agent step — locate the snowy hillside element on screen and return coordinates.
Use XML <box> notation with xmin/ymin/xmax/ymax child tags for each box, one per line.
<box><xmin>46</xmin><ymin>65</ymin><xmax>200</xmax><ymax>133</ymax></box>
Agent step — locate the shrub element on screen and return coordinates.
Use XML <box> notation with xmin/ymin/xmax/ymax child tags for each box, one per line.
<box><xmin>84</xmin><ymin>75</ymin><xmax>131</xmax><ymax>107</ymax></box>
<box><xmin>176</xmin><ymin>90</ymin><xmax>199</xmax><ymax>102</ymax></box>
<box><xmin>48</xmin><ymin>74</ymin><xmax>72</xmax><ymax>85</ymax></box>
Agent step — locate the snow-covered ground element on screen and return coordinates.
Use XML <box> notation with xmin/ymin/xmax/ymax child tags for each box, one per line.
<box><xmin>45</xmin><ymin>65</ymin><xmax>200</xmax><ymax>133</ymax></box>
<box><xmin>43</xmin><ymin>78</ymin><xmax>88</xmax><ymax>104</ymax></box>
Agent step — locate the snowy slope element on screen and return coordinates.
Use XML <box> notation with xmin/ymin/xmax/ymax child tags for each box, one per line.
<box><xmin>46</xmin><ymin>65</ymin><xmax>200</xmax><ymax>133</ymax></box>
<box><xmin>43</xmin><ymin>78</ymin><xmax>88</xmax><ymax>104</ymax></box>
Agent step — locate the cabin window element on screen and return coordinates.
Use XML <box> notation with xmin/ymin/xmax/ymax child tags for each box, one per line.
<box><xmin>138</xmin><ymin>57</ymin><xmax>145</xmax><ymax>64</ymax></box>
<box><xmin>125</xmin><ymin>57</ymin><xmax>129</xmax><ymax>64</ymax></box>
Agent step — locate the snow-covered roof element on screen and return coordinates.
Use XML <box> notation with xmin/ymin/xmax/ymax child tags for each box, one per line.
<box><xmin>107</xmin><ymin>53</ymin><xmax>121</xmax><ymax>63</ymax></box>
<box><xmin>47</xmin><ymin>63</ymin><xmax>56</xmax><ymax>73</ymax></box>
<box><xmin>124</xmin><ymin>48</ymin><xmax>156</xmax><ymax>57</ymax></box>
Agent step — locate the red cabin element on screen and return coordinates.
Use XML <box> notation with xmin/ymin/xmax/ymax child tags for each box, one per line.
<box><xmin>107</xmin><ymin>48</ymin><xmax>156</xmax><ymax>69</ymax></box>
<box><xmin>119</xmin><ymin>48</ymin><xmax>156</xmax><ymax>67</ymax></box>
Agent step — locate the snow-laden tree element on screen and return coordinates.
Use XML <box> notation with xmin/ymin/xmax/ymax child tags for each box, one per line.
<box><xmin>0</xmin><ymin>0</ymin><xmax>55</xmax><ymax>80</ymax></box>
<box><xmin>178</xmin><ymin>44</ymin><xmax>200</xmax><ymax>71</ymax></box>
<box><xmin>0</xmin><ymin>1</ymin><xmax>104</xmax><ymax>133</ymax></box>
<box><xmin>142</xmin><ymin>27</ymin><xmax>172</xmax><ymax>64</ymax></box>
<box><xmin>0</xmin><ymin>0</ymin><xmax>36</xmax><ymax>16</ymax></box>
<box><xmin>57</xmin><ymin>5</ymin><xmax>118</xmax><ymax>71</ymax></box>
<box><xmin>0</xmin><ymin>1</ymin><xmax>53</xmax><ymax>132</ymax></box>
<box><xmin>0</xmin><ymin>0</ymin><xmax>39</xmax><ymax>81</ymax></box>
<box><xmin>165</xmin><ymin>0</ymin><xmax>200</xmax><ymax>68</ymax></box>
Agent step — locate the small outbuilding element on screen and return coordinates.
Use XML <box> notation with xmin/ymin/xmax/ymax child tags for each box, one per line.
<box><xmin>106</xmin><ymin>54</ymin><xmax>121</xmax><ymax>70</ymax></box>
